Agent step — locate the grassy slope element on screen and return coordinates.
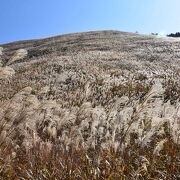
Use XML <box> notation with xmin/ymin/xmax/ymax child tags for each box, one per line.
<box><xmin>0</xmin><ymin>31</ymin><xmax>179</xmax><ymax>179</ymax></box>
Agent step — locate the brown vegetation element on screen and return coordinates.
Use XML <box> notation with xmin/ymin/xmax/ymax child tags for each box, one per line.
<box><xmin>0</xmin><ymin>31</ymin><xmax>179</xmax><ymax>179</ymax></box>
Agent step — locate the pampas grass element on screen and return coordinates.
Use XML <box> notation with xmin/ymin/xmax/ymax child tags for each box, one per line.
<box><xmin>0</xmin><ymin>30</ymin><xmax>180</xmax><ymax>179</ymax></box>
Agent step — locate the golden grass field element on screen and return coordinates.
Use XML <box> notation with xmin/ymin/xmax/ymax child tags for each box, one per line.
<box><xmin>0</xmin><ymin>31</ymin><xmax>179</xmax><ymax>179</ymax></box>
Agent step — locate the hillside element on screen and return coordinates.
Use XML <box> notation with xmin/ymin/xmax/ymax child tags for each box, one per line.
<box><xmin>0</xmin><ymin>31</ymin><xmax>179</xmax><ymax>178</ymax></box>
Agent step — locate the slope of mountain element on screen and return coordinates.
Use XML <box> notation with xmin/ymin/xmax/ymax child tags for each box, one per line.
<box><xmin>0</xmin><ymin>31</ymin><xmax>179</xmax><ymax>178</ymax></box>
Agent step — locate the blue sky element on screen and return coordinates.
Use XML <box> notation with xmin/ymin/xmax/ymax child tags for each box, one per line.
<box><xmin>0</xmin><ymin>0</ymin><xmax>180</xmax><ymax>44</ymax></box>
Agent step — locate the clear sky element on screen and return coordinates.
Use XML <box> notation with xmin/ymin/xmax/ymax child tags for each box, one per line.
<box><xmin>0</xmin><ymin>0</ymin><xmax>180</xmax><ymax>44</ymax></box>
